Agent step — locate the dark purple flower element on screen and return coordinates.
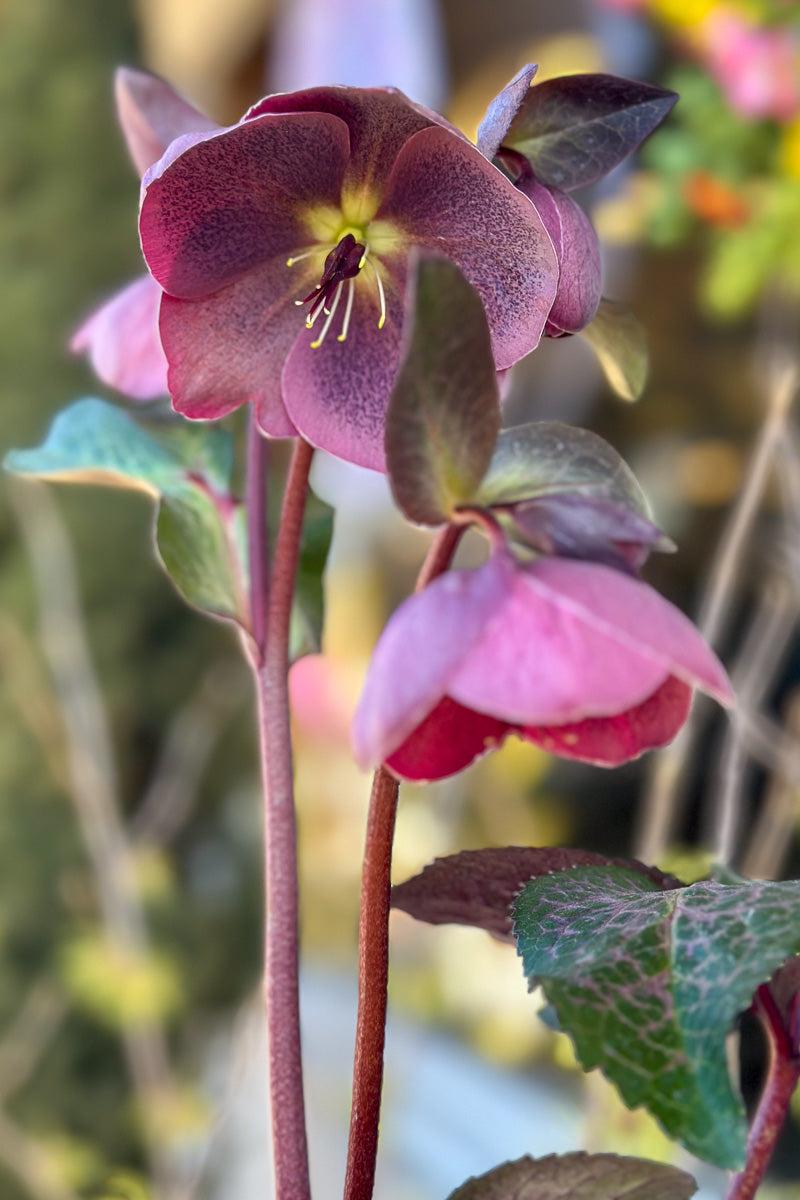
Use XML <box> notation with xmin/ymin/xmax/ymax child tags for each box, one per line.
<box><xmin>138</xmin><ymin>86</ymin><xmax>560</xmax><ymax>470</ymax></box>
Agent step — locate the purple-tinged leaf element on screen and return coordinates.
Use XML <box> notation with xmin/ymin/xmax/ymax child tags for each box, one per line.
<box><xmin>579</xmin><ymin>298</ymin><xmax>649</xmax><ymax>402</ymax></box>
<box><xmin>474</xmin><ymin>421</ymin><xmax>652</xmax><ymax>517</ymax></box>
<box><xmin>477</xmin><ymin>63</ymin><xmax>538</xmax><ymax>162</ymax></box>
<box><xmin>501</xmin><ymin>74</ymin><xmax>678</xmax><ymax>191</ymax></box>
<box><xmin>509</xmin><ymin>493</ymin><xmax>673</xmax><ymax>573</ymax></box>
<box><xmin>384</xmin><ymin>254</ymin><xmax>501</xmax><ymax>525</ymax></box>
<box><xmin>446</xmin><ymin>1152</ymin><xmax>696</xmax><ymax>1200</ymax></box>
<box><xmin>513</xmin><ymin>867</ymin><xmax>800</xmax><ymax>1169</ymax></box>
<box><xmin>391</xmin><ymin>847</ymin><xmax>682</xmax><ymax>941</ymax></box>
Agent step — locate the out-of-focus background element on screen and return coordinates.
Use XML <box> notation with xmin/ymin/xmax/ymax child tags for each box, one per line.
<box><xmin>2</xmin><ymin>0</ymin><xmax>800</xmax><ymax>1197</ymax></box>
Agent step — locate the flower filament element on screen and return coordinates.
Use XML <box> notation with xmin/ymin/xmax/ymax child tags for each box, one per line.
<box><xmin>287</xmin><ymin>232</ymin><xmax>387</xmax><ymax>349</ymax></box>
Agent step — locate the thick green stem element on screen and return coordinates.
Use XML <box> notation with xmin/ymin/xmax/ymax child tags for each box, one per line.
<box><xmin>249</xmin><ymin>433</ymin><xmax>314</xmax><ymax>1200</ymax></box>
<box><xmin>343</xmin><ymin>523</ymin><xmax>466</xmax><ymax>1200</ymax></box>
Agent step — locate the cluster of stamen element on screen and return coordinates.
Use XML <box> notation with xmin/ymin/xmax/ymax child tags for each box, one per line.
<box><xmin>287</xmin><ymin>232</ymin><xmax>387</xmax><ymax>349</ymax></box>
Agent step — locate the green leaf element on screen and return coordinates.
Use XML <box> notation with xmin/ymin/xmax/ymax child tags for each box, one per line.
<box><xmin>474</xmin><ymin>421</ymin><xmax>652</xmax><ymax>516</ymax></box>
<box><xmin>5</xmin><ymin>398</ymin><xmax>247</xmax><ymax>627</ymax></box>
<box><xmin>578</xmin><ymin>299</ymin><xmax>648</xmax><ymax>402</ymax></box>
<box><xmin>385</xmin><ymin>254</ymin><xmax>500</xmax><ymax>526</ymax></box>
<box><xmin>503</xmin><ymin>75</ymin><xmax>678</xmax><ymax>191</ymax></box>
<box><xmin>513</xmin><ymin>866</ymin><xmax>800</xmax><ymax>1169</ymax></box>
<box><xmin>446</xmin><ymin>1152</ymin><xmax>696</xmax><ymax>1200</ymax></box>
<box><xmin>290</xmin><ymin>497</ymin><xmax>334</xmax><ymax>661</ymax></box>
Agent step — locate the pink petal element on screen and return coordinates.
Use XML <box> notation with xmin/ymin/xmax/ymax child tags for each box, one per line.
<box><xmin>115</xmin><ymin>67</ymin><xmax>219</xmax><ymax>178</ymax></box>
<box><xmin>282</xmin><ymin>269</ymin><xmax>405</xmax><ymax>470</ymax></box>
<box><xmin>386</xmin><ymin>696</ymin><xmax>511</xmax><ymax>782</ymax></box>
<box><xmin>519</xmin><ymin>178</ymin><xmax>601</xmax><ymax>335</ymax></box>
<box><xmin>449</xmin><ymin>556</ymin><xmax>732</xmax><ymax>725</ymax></box>
<box><xmin>71</xmin><ymin>273</ymin><xmax>168</xmax><ymax>400</ymax></box>
<box><xmin>158</xmin><ymin>257</ymin><xmax>307</xmax><ymax>434</ymax></box>
<box><xmin>352</xmin><ymin>553</ymin><xmax>514</xmax><ymax>769</ymax></box>
<box><xmin>377</xmin><ymin>126</ymin><xmax>559</xmax><ymax>366</ymax></box>
<box><xmin>140</xmin><ymin>112</ymin><xmax>351</xmax><ymax>298</ymax></box>
<box><xmin>245</xmin><ymin>86</ymin><xmax>440</xmax><ymax>201</ymax></box>
<box><xmin>521</xmin><ymin>675</ymin><xmax>693</xmax><ymax>765</ymax></box>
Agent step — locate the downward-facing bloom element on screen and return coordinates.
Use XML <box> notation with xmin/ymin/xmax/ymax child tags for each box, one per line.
<box><xmin>352</xmin><ymin>549</ymin><xmax>732</xmax><ymax>782</ymax></box>
<box><xmin>138</xmin><ymin>86</ymin><xmax>560</xmax><ymax>470</ymax></box>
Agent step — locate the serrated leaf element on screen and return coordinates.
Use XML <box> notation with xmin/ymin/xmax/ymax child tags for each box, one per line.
<box><xmin>474</xmin><ymin>421</ymin><xmax>652</xmax><ymax>517</ymax></box>
<box><xmin>5</xmin><ymin>399</ymin><xmax>247</xmax><ymax>627</ymax></box>
<box><xmin>502</xmin><ymin>74</ymin><xmax>678</xmax><ymax>191</ymax></box>
<box><xmin>513</xmin><ymin>866</ymin><xmax>800</xmax><ymax>1168</ymax></box>
<box><xmin>385</xmin><ymin>254</ymin><xmax>500</xmax><ymax>526</ymax></box>
<box><xmin>392</xmin><ymin>848</ymin><xmax>681</xmax><ymax>941</ymax></box>
<box><xmin>579</xmin><ymin>300</ymin><xmax>648</xmax><ymax>402</ymax></box>
<box><xmin>446</xmin><ymin>1152</ymin><xmax>696</xmax><ymax>1200</ymax></box>
<box><xmin>290</xmin><ymin>498</ymin><xmax>334</xmax><ymax>661</ymax></box>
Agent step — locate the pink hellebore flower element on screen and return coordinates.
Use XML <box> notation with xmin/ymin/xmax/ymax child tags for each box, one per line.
<box><xmin>71</xmin><ymin>69</ymin><xmax>220</xmax><ymax>399</ymax></box>
<box><xmin>352</xmin><ymin>550</ymin><xmax>732</xmax><ymax>782</ymax></box>
<box><xmin>701</xmin><ymin>9</ymin><xmax>800</xmax><ymax>122</ymax></box>
<box><xmin>138</xmin><ymin>87</ymin><xmax>560</xmax><ymax>470</ymax></box>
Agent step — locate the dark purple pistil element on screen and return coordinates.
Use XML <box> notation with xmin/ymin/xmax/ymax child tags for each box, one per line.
<box><xmin>302</xmin><ymin>233</ymin><xmax>366</xmax><ymax>321</ymax></box>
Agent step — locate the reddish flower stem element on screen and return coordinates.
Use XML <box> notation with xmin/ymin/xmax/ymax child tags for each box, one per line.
<box><xmin>343</xmin><ymin>522</ymin><xmax>466</xmax><ymax>1200</ymax></box>
<box><xmin>249</xmin><ymin>434</ymin><xmax>314</xmax><ymax>1200</ymax></box>
<box><xmin>724</xmin><ymin>985</ymin><xmax>800</xmax><ymax>1200</ymax></box>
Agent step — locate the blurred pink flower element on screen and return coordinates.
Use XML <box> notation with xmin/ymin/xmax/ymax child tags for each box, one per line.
<box><xmin>138</xmin><ymin>86</ymin><xmax>559</xmax><ymax>470</ymax></box>
<box><xmin>352</xmin><ymin>549</ymin><xmax>732</xmax><ymax>781</ymax></box>
<box><xmin>701</xmin><ymin>9</ymin><xmax>800</xmax><ymax>121</ymax></box>
<box><xmin>71</xmin><ymin>70</ymin><xmax>219</xmax><ymax>399</ymax></box>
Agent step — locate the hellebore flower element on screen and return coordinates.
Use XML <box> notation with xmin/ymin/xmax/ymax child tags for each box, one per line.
<box><xmin>138</xmin><ymin>86</ymin><xmax>560</xmax><ymax>470</ymax></box>
<box><xmin>71</xmin><ymin>69</ymin><xmax>220</xmax><ymax>399</ymax></box>
<box><xmin>700</xmin><ymin>9</ymin><xmax>800</xmax><ymax>123</ymax></box>
<box><xmin>352</xmin><ymin>549</ymin><xmax>732</xmax><ymax>782</ymax></box>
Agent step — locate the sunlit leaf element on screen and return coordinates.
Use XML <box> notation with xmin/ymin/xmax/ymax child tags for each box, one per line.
<box><xmin>513</xmin><ymin>867</ymin><xmax>800</xmax><ymax>1168</ymax></box>
<box><xmin>579</xmin><ymin>299</ymin><xmax>649</xmax><ymax>402</ymax></box>
<box><xmin>385</xmin><ymin>254</ymin><xmax>500</xmax><ymax>526</ymax></box>
<box><xmin>5</xmin><ymin>398</ymin><xmax>247</xmax><ymax>627</ymax></box>
<box><xmin>446</xmin><ymin>1152</ymin><xmax>696</xmax><ymax>1200</ymax></box>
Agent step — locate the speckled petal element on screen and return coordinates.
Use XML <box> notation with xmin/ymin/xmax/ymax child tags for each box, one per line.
<box><xmin>476</xmin><ymin>63</ymin><xmax>538</xmax><ymax>161</ymax></box>
<box><xmin>449</xmin><ymin>556</ymin><xmax>732</xmax><ymax>724</ymax></box>
<box><xmin>377</xmin><ymin>126</ymin><xmax>559</xmax><ymax>367</ymax></box>
<box><xmin>245</xmin><ymin>86</ymin><xmax>443</xmax><ymax>203</ymax></box>
<box><xmin>352</xmin><ymin>553</ymin><xmax>514</xmax><ymax>768</ymax></box>
<box><xmin>158</xmin><ymin>256</ymin><xmax>310</xmax><ymax>434</ymax></box>
<box><xmin>386</xmin><ymin>696</ymin><xmax>511</xmax><ymax>782</ymax></box>
<box><xmin>140</xmin><ymin>112</ymin><xmax>350</xmax><ymax>298</ymax></box>
<box><xmin>518</xmin><ymin>176</ymin><xmax>601</xmax><ymax>335</ymax></box>
<box><xmin>71</xmin><ymin>273</ymin><xmax>167</xmax><ymax>400</ymax></box>
<box><xmin>282</xmin><ymin>270</ymin><xmax>405</xmax><ymax>470</ymax></box>
<box><xmin>115</xmin><ymin>67</ymin><xmax>219</xmax><ymax>177</ymax></box>
<box><xmin>521</xmin><ymin>675</ymin><xmax>692</xmax><ymax>765</ymax></box>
